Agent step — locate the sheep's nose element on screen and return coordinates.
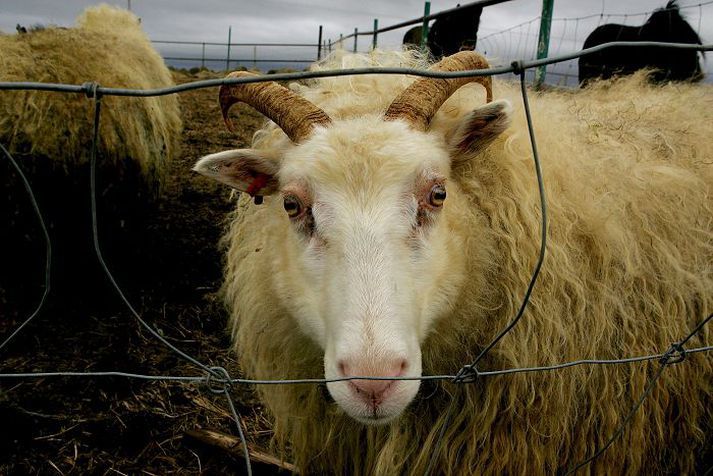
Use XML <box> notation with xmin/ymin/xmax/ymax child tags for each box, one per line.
<box><xmin>350</xmin><ymin>378</ymin><xmax>393</xmax><ymax>396</ymax></box>
<box><xmin>338</xmin><ymin>357</ymin><xmax>407</xmax><ymax>404</ymax></box>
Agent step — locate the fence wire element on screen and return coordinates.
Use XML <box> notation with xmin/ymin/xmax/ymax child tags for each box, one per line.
<box><xmin>1</xmin><ymin>41</ymin><xmax>712</xmax><ymax>475</ymax></box>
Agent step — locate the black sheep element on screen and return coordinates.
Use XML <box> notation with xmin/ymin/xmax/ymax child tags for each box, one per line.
<box><xmin>579</xmin><ymin>1</ymin><xmax>704</xmax><ymax>85</ymax></box>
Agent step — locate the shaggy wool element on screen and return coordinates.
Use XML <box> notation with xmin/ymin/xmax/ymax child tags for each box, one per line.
<box><xmin>0</xmin><ymin>4</ymin><xmax>181</xmax><ymax>185</ymax></box>
<box><xmin>221</xmin><ymin>50</ymin><xmax>712</xmax><ymax>474</ymax></box>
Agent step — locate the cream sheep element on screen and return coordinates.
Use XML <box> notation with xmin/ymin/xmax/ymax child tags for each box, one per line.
<box><xmin>194</xmin><ymin>50</ymin><xmax>712</xmax><ymax>474</ymax></box>
<box><xmin>1</xmin><ymin>5</ymin><xmax>182</xmax><ymax>305</ymax></box>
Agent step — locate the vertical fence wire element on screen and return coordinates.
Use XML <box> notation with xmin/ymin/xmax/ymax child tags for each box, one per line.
<box><xmin>0</xmin><ymin>143</ymin><xmax>51</xmax><ymax>353</ymax></box>
<box><xmin>85</xmin><ymin>86</ymin><xmax>252</xmax><ymax>474</ymax></box>
<box><xmin>458</xmin><ymin>63</ymin><xmax>548</xmax><ymax>375</ymax></box>
<box><xmin>565</xmin><ymin>363</ymin><xmax>668</xmax><ymax>474</ymax></box>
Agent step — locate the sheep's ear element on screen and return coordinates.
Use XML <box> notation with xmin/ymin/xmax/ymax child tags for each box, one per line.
<box><xmin>449</xmin><ymin>100</ymin><xmax>511</xmax><ymax>165</ymax></box>
<box><xmin>193</xmin><ymin>149</ymin><xmax>280</xmax><ymax>197</ymax></box>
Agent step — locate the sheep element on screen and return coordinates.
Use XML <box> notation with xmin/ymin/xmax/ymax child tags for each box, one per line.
<box><xmin>579</xmin><ymin>0</ymin><xmax>704</xmax><ymax>85</ymax></box>
<box><xmin>403</xmin><ymin>3</ymin><xmax>483</xmax><ymax>58</ymax></box>
<box><xmin>194</xmin><ymin>49</ymin><xmax>713</xmax><ymax>474</ymax></box>
<box><xmin>0</xmin><ymin>5</ymin><xmax>181</xmax><ymax>306</ymax></box>
<box><xmin>0</xmin><ymin>5</ymin><xmax>180</xmax><ymax>183</ymax></box>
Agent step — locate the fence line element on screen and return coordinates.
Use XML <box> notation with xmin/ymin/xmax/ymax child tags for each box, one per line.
<box><xmin>330</xmin><ymin>0</ymin><xmax>514</xmax><ymax>45</ymax></box>
<box><xmin>162</xmin><ymin>56</ymin><xmax>315</xmax><ymax>64</ymax></box>
<box><xmin>556</xmin><ymin>0</ymin><xmax>713</xmax><ymax>22</ymax></box>
<box><xmin>1</xmin><ymin>41</ymin><xmax>709</xmax><ymax>97</ymax></box>
<box><xmin>153</xmin><ymin>40</ymin><xmax>319</xmax><ymax>47</ymax></box>
<box><xmin>152</xmin><ymin>39</ymin><xmax>321</xmax><ymax>71</ymax></box>
<box><xmin>3</xmin><ymin>344</ymin><xmax>711</xmax><ymax>384</ymax></box>
<box><xmin>1</xmin><ymin>41</ymin><xmax>712</xmax><ymax>475</ymax></box>
<box><xmin>480</xmin><ymin>0</ymin><xmax>713</xmax><ymax>41</ymax></box>
<box><xmin>479</xmin><ymin>0</ymin><xmax>713</xmax><ymax>86</ymax></box>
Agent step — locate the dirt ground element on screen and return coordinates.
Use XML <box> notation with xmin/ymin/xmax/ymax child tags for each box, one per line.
<box><xmin>0</xmin><ymin>70</ymin><xmax>289</xmax><ymax>475</ymax></box>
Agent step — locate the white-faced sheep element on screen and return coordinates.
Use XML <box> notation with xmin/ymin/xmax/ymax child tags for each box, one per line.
<box><xmin>194</xmin><ymin>50</ymin><xmax>712</xmax><ymax>474</ymax></box>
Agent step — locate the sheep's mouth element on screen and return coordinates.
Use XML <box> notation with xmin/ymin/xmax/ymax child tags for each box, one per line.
<box><xmin>353</xmin><ymin>411</ymin><xmax>400</xmax><ymax>426</ymax></box>
<box><xmin>341</xmin><ymin>392</ymin><xmax>413</xmax><ymax>425</ymax></box>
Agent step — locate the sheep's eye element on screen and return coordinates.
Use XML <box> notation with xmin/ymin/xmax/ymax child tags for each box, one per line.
<box><xmin>429</xmin><ymin>184</ymin><xmax>446</xmax><ymax>207</ymax></box>
<box><xmin>283</xmin><ymin>195</ymin><xmax>303</xmax><ymax>218</ymax></box>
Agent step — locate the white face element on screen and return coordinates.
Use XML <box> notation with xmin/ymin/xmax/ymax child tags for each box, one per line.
<box><xmin>273</xmin><ymin>119</ymin><xmax>460</xmax><ymax>423</ymax></box>
<box><xmin>194</xmin><ymin>100</ymin><xmax>510</xmax><ymax>424</ymax></box>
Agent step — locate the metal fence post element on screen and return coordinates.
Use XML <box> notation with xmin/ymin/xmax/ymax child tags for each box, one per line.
<box><xmin>317</xmin><ymin>25</ymin><xmax>323</xmax><ymax>60</ymax></box>
<box><xmin>226</xmin><ymin>26</ymin><xmax>232</xmax><ymax>71</ymax></box>
<box><xmin>421</xmin><ymin>1</ymin><xmax>431</xmax><ymax>50</ymax></box>
<box><xmin>353</xmin><ymin>28</ymin><xmax>358</xmax><ymax>52</ymax></box>
<box><xmin>372</xmin><ymin>19</ymin><xmax>379</xmax><ymax>49</ymax></box>
<box><xmin>339</xmin><ymin>33</ymin><xmax>343</xmax><ymax>49</ymax></box>
<box><xmin>534</xmin><ymin>0</ymin><xmax>554</xmax><ymax>89</ymax></box>
<box><xmin>201</xmin><ymin>42</ymin><xmax>205</xmax><ymax>69</ymax></box>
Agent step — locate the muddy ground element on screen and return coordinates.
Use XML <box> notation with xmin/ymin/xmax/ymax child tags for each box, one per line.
<box><xmin>0</xmin><ymin>70</ymin><xmax>289</xmax><ymax>475</ymax></box>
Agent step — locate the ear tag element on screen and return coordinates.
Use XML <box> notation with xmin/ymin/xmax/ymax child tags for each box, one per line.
<box><xmin>245</xmin><ymin>173</ymin><xmax>269</xmax><ymax>205</ymax></box>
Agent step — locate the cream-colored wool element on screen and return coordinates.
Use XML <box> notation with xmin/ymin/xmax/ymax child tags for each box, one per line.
<box><xmin>222</xmin><ymin>50</ymin><xmax>712</xmax><ymax>474</ymax></box>
<box><xmin>0</xmin><ymin>4</ymin><xmax>181</xmax><ymax>184</ymax></box>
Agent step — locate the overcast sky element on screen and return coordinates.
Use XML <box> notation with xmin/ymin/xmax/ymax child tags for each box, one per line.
<box><xmin>1</xmin><ymin>1</ymin><xmax>710</xmax><ymax>84</ymax></box>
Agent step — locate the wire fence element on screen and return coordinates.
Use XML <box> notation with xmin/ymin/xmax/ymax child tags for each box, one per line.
<box><xmin>1</xmin><ymin>41</ymin><xmax>713</xmax><ymax>475</ymax></box>
<box><xmin>152</xmin><ymin>0</ymin><xmax>516</xmax><ymax>72</ymax></box>
<box><xmin>152</xmin><ymin>39</ymin><xmax>322</xmax><ymax>72</ymax></box>
<box><xmin>149</xmin><ymin>0</ymin><xmax>712</xmax><ymax>86</ymax></box>
<box><xmin>478</xmin><ymin>0</ymin><xmax>713</xmax><ymax>86</ymax></box>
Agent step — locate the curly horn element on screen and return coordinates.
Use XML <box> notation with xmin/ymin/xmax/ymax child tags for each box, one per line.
<box><xmin>219</xmin><ymin>71</ymin><xmax>332</xmax><ymax>143</ymax></box>
<box><xmin>384</xmin><ymin>51</ymin><xmax>493</xmax><ymax>131</ymax></box>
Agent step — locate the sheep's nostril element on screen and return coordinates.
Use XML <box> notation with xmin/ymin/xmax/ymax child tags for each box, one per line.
<box><xmin>338</xmin><ymin>356</ymin><xmax>409</xmax><ymax>405</ymax></box>
<box><xmin>351</xmin><ymin>379</ymin><xmax>392</xmax><ymax>397</ymax></box>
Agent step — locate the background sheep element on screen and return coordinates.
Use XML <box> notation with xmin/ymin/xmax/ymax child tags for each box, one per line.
<box><xmin>200</xmin><ymin>49</ymin><xmax>713</xmax><ymax>474</ymax></box>
<box><xmin>0</xmin><ymin>5</ymin><xmax>181</xmax><ymax>308</ymax></box>
<box><xmin>578</xmin><ymin>0</ymin><xmax>704</xmax><ymax>85</ymax></box>
<box><xmin>402</xmin><ymin>3</ymin><xmax>483</xmax><ymax>58</ymax></box>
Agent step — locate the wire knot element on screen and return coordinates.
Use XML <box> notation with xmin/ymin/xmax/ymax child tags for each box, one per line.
<box><xmin>511</xmin><ymin>60</ymin><xmax>525</xmax><ymax>76</ymax></box>
<box><xmin>82</xmin><ymin>81</ymin><xmax>101</xmax><ymax>99</ymax></box>
<box><xmin>205</xmin><ymin>366</ymin><xmax>233</xmax><ymax>394</ymax></box>
<box><xmin>659</xmin><ymin>343</ymin><xmax>686</xmax><ymax>366</ymax></box>
<box><xmin>453</xmin><ymin>364</ymin><xmax>479</xmax><ymax>384</ymax></box>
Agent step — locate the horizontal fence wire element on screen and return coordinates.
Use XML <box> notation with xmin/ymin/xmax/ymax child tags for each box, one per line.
<box><xmin>554</xmin><ymin>0</ymin><xmax>713</xmax><ymax>22</ymax></box>
<box><xmin>1</xmin><ymin>41</ymin><xmax>712</xmax><ymax>474</ymax></box>
<box><xmin>162</xmin><ymin>57</ymin><xmax>316</xmax><ymax>64</ymax></box>
<box><xmin>1</xmin><ymin>41</ymin><xmax>710</xmax><ymax>97</ymax></box>
<box><xmin>1</xmin><ymin>344</ymin><xmax>712</xmax><ymax>384</ymax></box>
<box><xmin>153</xmin><ymin>40</ymin><xmax>320</xmax><ymax>47</ymax></box>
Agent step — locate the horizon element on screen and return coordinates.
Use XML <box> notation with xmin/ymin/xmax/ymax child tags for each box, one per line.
<box><xmin>2</xmin><ymin>1</ymin><xmax>711</xmax><ymax>86</ymax></box>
